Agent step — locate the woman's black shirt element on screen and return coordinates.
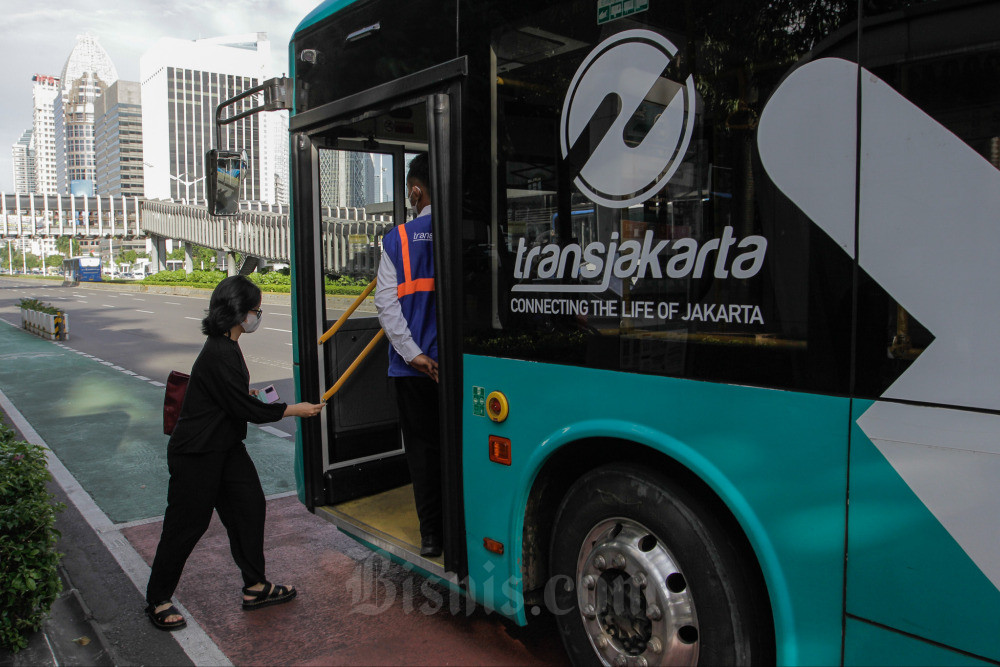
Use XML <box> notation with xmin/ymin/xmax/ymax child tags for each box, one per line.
<box><xmin>168</xmin><ymin>334</ymin><xmax>287</xmax><ymax>453</ymax></box>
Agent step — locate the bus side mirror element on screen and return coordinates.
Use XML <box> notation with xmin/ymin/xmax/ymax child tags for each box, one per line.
<box><xmin>206</xmin><ymin>149</ymin><xmax>247</xmax><ymax>216</ymax></box>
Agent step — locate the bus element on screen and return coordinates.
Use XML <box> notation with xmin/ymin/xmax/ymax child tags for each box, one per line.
<box><xmin>219</xmin><ymin>0</ymin><xmax>1000</xmax><ymax>664</ymax></box>
<box><xmin>62</xmin><ymin>256</ymin><xmax>101</xmax><ymax>283</ymax></box>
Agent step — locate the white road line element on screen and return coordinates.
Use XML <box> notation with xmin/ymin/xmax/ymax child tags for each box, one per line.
<box><xmin>184</xmin><ymin>317</ymin><xmax>200</xmax><ymax>321</ymax></box>
<box><xmin>133</xmin><ymin>298</ymin><xmax>145</xmax><ymax>301</ymax></box>
<box><xmin>265</xmin><ymin>327</ymin><xmax>292</xmax><ymax>333</ymax></box>
<box><xmin>0</xmin><ymin>390</ymin><xmax>232</xmax><ymax>667</ymax></box>
<box><xmin>259</xmin><ymin>425</ymin><xmax>292</xmax><ymax>438</ymax></box>
<box><xmin>136</xmin><ymin>310</ymin><xmax>155</xmax><ymax>314</ymax></box>
<box><xmin>102</xmin><ymin>304</ymin><xmax>115</xmax><ymax>308</ymax></box>
<box><xmin>135</xmin><ymin>376</ymin><xmax>150</xmax><ymax>381</ymax></box>
<box><xmin>286</xmin><ymin>343</ymin><xmax>293</xmax><ymax>346</ymax></box>
<box><xmin>165</xmin><ymin>302</ymin><xmax>181</xmax><ymax>305</ymax></box>
<box><xmin>150</xmin><ymin>381</ymin><xmax>165</xmax><ymax>387</ymax></box>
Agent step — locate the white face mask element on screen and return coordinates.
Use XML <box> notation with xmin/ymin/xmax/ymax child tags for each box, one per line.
<box><xmin>242</xmin><ymin>309</ymin><xmax>262</xmax><ymax>334</ymax></box>
<box><xmin>408</xmin><ymin>185</ymin><xmax>421</xmax><ymax>216</ymax></box>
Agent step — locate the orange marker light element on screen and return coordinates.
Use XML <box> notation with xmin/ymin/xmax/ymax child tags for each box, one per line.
<box><xmin>483</xmin><ymin>537</ymin><xmax>505</xmax><ymax>555</ymax></box>
<box><xmin>489</xmin><ymin>435</ymin><xmax>512</xmax><ymax>466</ymax></box>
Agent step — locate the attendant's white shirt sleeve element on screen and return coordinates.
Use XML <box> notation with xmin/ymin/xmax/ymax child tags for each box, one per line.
<box><xmin>375</xmin><ymin>248</ymin><xmax>424</xmax><ymax>364</ymax></box>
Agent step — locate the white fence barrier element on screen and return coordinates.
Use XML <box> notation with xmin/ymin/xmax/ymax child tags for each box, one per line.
<box><xmin>20</xmin><ymin>307</ymin><xmax>69</xmax><ymax>341</ymax></box>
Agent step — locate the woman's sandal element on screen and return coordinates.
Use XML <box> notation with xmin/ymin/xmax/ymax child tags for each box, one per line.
<box><xmin>241</xmin><ymin>581</ymin><xmax>297</xmax><ymax>611</ymax></box>
<box><xmin>145</xmin><ymin>601</ymin><xmax>187</xmax><ymax>631</ymax></box>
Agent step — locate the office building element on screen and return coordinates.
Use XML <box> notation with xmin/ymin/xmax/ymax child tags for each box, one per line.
<box><xmin>11</xmin><ymin>129</ymin><xmax>35</xmax><ymax>194</ymax></box>
<box><xmin>95</xmin><ymin>80</ymin><xmax>144</xmax><ymax>197</ymax></box>
<box><xmin>140</xmin><ymin>33</ymin><xmax>286</xmax><ymax>204</ymax></box>
<box><xmin>54</xmin><ymin>34</ymin><xmax>119</xmax><ymax>195</ymax></box>
<box><xmin>31</xmin><ymin>75</ymin><xmax>60</xmax><ymax>194</ymax></box>
<box><xmin>319</xmin><ymin>150</ymin><xmax>373</xmax><ymax>209</ymax></box>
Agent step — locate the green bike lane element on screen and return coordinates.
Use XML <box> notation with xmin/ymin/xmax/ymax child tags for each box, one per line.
<box><xmin>0</xmin><ymin>320</ymin><xmax>296</xmax><ymax>524</ymax></box>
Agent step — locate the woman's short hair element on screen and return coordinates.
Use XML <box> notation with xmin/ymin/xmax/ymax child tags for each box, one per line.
<box><xmin>202</xmin><ymin>275</ymin><xmax>262</xmax><ymax>336</ymax></box>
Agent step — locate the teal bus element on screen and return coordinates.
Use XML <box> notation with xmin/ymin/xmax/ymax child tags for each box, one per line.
<box><xmin>233</xmin><ymin>0</ymin><xmax>1000</xmax><ymax>664</ymax></box>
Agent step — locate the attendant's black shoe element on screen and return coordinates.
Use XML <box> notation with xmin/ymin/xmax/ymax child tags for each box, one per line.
<box><xmin>420</xmin><ymin>534</ymin><xmax>442</xmax><ymax>557</ymax></box>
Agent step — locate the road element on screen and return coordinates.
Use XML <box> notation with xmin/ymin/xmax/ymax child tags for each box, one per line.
<box><xmin>0</xmin><ymin>276</ymin><xmax>307</xmax><ymax>438</ymax></box>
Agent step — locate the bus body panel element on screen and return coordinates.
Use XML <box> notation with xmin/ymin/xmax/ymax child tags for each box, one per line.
<box><xmin>847</xmin><ymin>401</ymin><xmax>1000</xmax><ymax>662</ymax></box>
<box><xmin>844</xmin><ymin>618</ymin><xmax>997</xmax><ymax>667</ymax></box>
<box><xmin>462</xmin><ymin>353</ymin><xmax>850</xmax><ymax>666</ymax></box>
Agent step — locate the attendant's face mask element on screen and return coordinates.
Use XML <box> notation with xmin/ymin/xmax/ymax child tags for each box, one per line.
<box><xmin>242</xmin><ymin>308</ymin><xmax>263</xmax><ymax>334</ymax></box>
<box><xmin>408</xmin><ymin>185</ymin><xmax>421</xmax><ymax>216</ymax></box>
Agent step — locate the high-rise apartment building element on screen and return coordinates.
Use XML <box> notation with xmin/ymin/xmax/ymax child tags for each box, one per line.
<box><xmin>31</xmin><ymin>74</ymin><xmax>60</xmax><ymax>194</ymax></box>
<box><xmin>54</xmin><ymin>35</ymin><xmax>119</xmax><ymax>195</ymax></box>
<box><xmin>11</xmin><ymin>129</ymin><xmax>35</xmax><ymax>194</ymax></box>
<box><xmin>95</xmin><ymin>80</ymin><xmax>144</xmax><ymax>197</ymax></box>
<box><xmin>140</xmin><ymin>33</ymin><xmax>286</xmax><ymax>204</ymax></box>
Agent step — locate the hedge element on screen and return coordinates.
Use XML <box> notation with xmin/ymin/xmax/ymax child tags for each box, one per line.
<box><xmin>0</xmin><ymin>423</ymin><xmax>63</xmax><ymax>652</ymax></box>
<box><xmin>139</xmin><ymin>270</ymin><xmax>371</xmax><ymax>295</ymax></box>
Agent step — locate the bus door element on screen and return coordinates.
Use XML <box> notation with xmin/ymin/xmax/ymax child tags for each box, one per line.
<box><xmin>291</xmin><ymin>60</ymin><xmax>467</xmax><ymax>580</ymax></box>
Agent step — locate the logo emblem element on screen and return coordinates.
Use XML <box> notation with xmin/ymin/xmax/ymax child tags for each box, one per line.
<box><xmin>560</xmin><ymin>29</ymin><xmax>696</xmax><ymax>208</ymax></box>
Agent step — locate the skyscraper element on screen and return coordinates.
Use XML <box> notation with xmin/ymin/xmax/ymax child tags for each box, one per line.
<box><xmin>95</xmin><ymin>80</ymin><xmax>144</xmax><ymax>197</ymax></box>
<box><xmin>11</xmin><ymin>129</ymin><xmax>35</xmax><ymax>194</ymax></box>
<box><xmin>54</xmin><ymin>35</ymin><xmax>119</xmax><ymax>195</ymax></box>
<box><xmin>31</xmin><ymin>74</ymin><xmax>60</xmax><ymax>194</ymax></box>
<box><xmin>140</xmin><ymin>33</ymin><xmax>285</xmax><ymax>204</ymax></box>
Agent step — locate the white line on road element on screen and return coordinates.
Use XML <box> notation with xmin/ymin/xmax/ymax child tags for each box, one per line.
<box><xmin>265</xmin><ymin>327</ymin><xmax>292</xmax><ymax>333</ymax></box>
<box><xmin>165</xmin><ymin>302</ymin><xmax>181</xmax><ymax>305</ymax></box>
<box><xmin>136</xmin><ymin>310</ymin><xmax>155</xmax><ymax>314</ymax></box>
<box><xmin>184</xmin><ymin>317</ymin><xmax>200</xmax><ymax>321</ymax></box>
<box><xmin>259</xmin><ymin>425</ymin><xmax>292</xmax><ymax>438</ymax></box>
<box><xmin>150</xmin><ymin>381</ymin><xmax>165</xmax><ymax>387</ymax></box>
<box><xmin>133</xmin><ymin>298</ymin><xmax>145</xmax><ymax>301</ymax></box>
<box><xmin>102</xmin><ymin>304</ymin><xmax>114</xmax><ymax>308</ymax></box>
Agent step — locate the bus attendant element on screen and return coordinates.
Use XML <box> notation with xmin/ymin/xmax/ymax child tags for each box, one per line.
<box><xmin>374</xmin><ymin>154</ymin><xmax>443</xmax><ymax>557</ymax></box>
<box><xmin>145</xmin><ymin>275</ymin><xmax>324</xmax><ymax>631</ymax></box>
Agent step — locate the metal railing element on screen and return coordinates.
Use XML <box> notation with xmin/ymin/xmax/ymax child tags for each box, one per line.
<box><xmin>1</xmin><ymin>193</ymin><xmax>396</xmax><ymax>277</ymax></box>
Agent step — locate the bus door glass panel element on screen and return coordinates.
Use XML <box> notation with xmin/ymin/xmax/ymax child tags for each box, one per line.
<box><xmin>317</xmin><ymin>144</ymin><xmax>404</xmax><ymax>497</ymax></box>
<box><xmin>474</xmin><ymin>2</ymin><xmax>858</xmax><ymax>395</ymax></box>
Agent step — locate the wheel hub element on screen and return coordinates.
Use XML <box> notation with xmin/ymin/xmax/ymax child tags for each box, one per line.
<box><xmin>576</xmin><ymin>518</ymin><xmax>699</xmax><ymax>666</ymax></box>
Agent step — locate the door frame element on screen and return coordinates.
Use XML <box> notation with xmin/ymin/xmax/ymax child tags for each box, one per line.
<box><xmin>291</xmin><ymin>56</ymin><xmax>469</xmax><ymax>578</ymax></box>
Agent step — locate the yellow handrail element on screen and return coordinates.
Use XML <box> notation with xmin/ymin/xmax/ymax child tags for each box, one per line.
<box><xmin>322</xmin><ymin>329</ymin><xmax>385</xmax><ymax>402</ymax></box>
<box><xmin>318</xmin><ymin>277</ymin><xmax>377</xmax><ymax>346</ymax></box>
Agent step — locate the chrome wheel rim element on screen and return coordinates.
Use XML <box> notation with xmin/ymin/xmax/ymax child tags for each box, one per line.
<box><xmin>575</xmin><ymin>518</ymin><xmax>699</xmax><ymax>666</ymax></box>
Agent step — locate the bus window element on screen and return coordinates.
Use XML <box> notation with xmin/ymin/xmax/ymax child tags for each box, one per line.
<box><xmin>465</xmin><ymin>2</ymin><xmax>859</xmax><ymax>395</ymax></box>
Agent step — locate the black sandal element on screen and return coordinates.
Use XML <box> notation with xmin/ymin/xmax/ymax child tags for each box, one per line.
<box><xmin>145</xmin><ymin>601</ymin><xmax>186</xmax><ymax>631</ymax></box>
<box><xmin>241</xmin><ymin>581</ymin><xmax>297</xmax><ymax>611</ymax></box>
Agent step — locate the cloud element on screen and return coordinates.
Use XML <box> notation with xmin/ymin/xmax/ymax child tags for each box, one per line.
<box><xmin>0</xmin><ymin>0</ymin><xmax>319</xmax><ymax>190</ymax></box>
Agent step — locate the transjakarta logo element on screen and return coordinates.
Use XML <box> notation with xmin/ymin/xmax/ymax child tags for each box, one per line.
<box><xmin>560</xmin><ymin>29</ymin><xmax>696</xmax><ymax>208</ymax></box>
<box><xmin>512</xmin><ymin>227</ymin><xmax>767</xmax><ymax>293</ymax></box>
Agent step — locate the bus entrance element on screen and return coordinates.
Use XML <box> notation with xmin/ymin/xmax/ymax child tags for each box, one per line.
<box><xmin>289</xmin><ymin>65</ymin><xmax>467</xmax><ymax>580</ymax></box>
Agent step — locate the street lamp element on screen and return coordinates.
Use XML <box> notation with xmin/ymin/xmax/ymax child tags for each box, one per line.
<box><xmin>169</xmin><ymin>172</ymin><xmax>206</xmax><ymax>204</ymax></box>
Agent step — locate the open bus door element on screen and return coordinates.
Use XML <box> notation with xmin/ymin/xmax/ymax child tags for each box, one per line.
<box><xmin>291</xmin><ymin>60</ymin><xmax>467</xmax><ymax>582</ymax></box>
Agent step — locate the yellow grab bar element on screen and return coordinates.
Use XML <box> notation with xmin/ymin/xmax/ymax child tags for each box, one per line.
<box><xmin>318</xmin><ymin>277</ymin><xmax>377</xmax><ymax>346</ymax></box>
<box><xmin>322</xmin><ymin>329</ymin><xmax>385</xmax><ymax>402</ymax></box>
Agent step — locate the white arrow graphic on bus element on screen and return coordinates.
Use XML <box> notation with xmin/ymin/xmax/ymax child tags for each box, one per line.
<box><xmin>758</xmin><ymin>57</ymin><xmax>1000</xmax><ymax>592</ymax></box>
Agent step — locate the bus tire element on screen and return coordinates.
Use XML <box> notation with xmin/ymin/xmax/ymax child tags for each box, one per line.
<box><xmin>548</xmin><ymin>463</ymin><xmax>771</xmax><ymax>666</ymax></box>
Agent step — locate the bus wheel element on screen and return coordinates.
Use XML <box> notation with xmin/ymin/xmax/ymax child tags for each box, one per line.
<box><xmin>549</xmin><ymin>463</ymin><xmax>769</xmax><ymax>666</ymax></box>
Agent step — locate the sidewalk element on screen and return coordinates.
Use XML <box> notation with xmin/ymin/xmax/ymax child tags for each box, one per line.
<box><xmin>0</xmin><ymin>314</ymin><xmax>566</xmax><ymax>665</ymax></box>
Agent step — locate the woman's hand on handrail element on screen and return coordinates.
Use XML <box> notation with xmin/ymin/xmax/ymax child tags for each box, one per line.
<box><xmin>284</xmin><ymin>402</ymin><xmax>325</xmax><ymax>418</ymax></box>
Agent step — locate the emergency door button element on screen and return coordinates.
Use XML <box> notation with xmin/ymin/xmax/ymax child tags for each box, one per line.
<box><xmin>486</xmin><ymin>391</ymin><xmax>509</xmax><ymax>422</ymax></box>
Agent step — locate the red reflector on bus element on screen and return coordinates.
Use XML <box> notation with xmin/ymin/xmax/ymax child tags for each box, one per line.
<box><xmin>483</xmin><ymin>537</ymin><xmax>504</xmax><ymax>555</ymax></box>
<box><xmin>489</xmin><ymin>436</ymin><xmax>511</xmax><ymax>466</ymax></box>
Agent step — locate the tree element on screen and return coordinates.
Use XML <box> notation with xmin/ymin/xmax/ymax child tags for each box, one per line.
<box><xmin>54</xmin><ymin>236</ymin><xmax>79</xmax><ymax>257</ymax></box>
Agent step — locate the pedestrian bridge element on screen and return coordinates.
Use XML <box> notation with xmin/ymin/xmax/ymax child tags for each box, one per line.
<box><xmin>0</xmin><ymin>193</ymin><xmax>392</xmax><ymax>276</ymax></box>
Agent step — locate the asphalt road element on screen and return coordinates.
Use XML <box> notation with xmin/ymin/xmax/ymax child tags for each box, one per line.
<box><xmin>0</xmin><ymin>276</ymin><xmax>314</xmax><ymax>439</ymax></box>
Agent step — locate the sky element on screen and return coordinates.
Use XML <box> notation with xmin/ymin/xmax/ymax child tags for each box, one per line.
<box><xmin>0</xmin><ymin>0</ymin><xmax>323</xmax><ymax>191</ymax></box>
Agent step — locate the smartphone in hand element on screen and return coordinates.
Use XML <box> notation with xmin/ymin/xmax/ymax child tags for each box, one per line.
<box><xmin>257</xmin><ymin>385</ymin><xmax>280</xmax><ymax>404</ymax></box>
